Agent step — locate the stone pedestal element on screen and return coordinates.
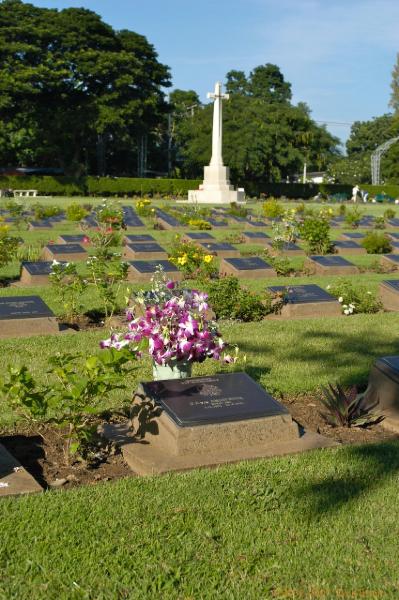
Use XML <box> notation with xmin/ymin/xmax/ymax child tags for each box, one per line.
<box><xmin>103</xmin><ymin>373</ymin><xmax>336</xmax><ymax>475</ymax></box>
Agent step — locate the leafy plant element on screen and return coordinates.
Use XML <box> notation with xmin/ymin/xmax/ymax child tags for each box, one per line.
<box><xmin>384</xmin><ymin>208</ymin><xmax>396</xmax><ymax>219</ymax></box>
<box><xmin>207</xmin><ymin>276</ymin><xmax>271</xmax><ymax>321</ymax></box>
<box><xmin>95</xmin><ymin>199</ymin><xmax>124</xmax><ymax>229</ymax></box>
<box><xmin>373</xmin><ymin>216</ymin><xmax>386</xmax><ymax>230</ymax></box>
<box><xmin>169</xmin><ymin>237</ymin><xmax>217</xmax><ymax>280</ymax></box>
<box><xmin>66</xmin><ymin>202</ymin><xmax>88</xmax><ymax>222</ymax></box>
<box><xmin>320</xmin><ymin>383</ymin><xmax>382</xmax><ymax>428</ymax></box>
<box><xmin>263</xmin><ymin>250</ymin><xmax>293</xmax><ymax>276</ymax></box>
<box><xmin>50</xmin><ymin>261</ymin><xmax>88</xmax><ymax>322</ymax></box>
<box><xmin>0</xmin><ymin>224</ymin><xmax>20</xmax><ymax>267</ymax></box>
<box><xmin>299</xmin><ymin>215</ymin><xmax>332</xmax><ymax>254</ymax></box>
<box><xmin>361</xmin><ymin>232</ymin><xmax>392</xmax><ymax>254</ymax></box>
<box><xmin>135</xmin><ymin>198</ymin><xmax>154</xmax><ymax>217</ymax></box>
<box><xmin>32</xmin><ymin>203</ymin><xmax>62</xmax><ymax>220</ymax></box>
<box><xmin>345</xmin><ymin>207</ymin><xmax>363</xmax><ymax>229</ymax></box>
<box><xmin>0</xmin><ymin>366</ymin><xmax>49</xmax><ymax>421</ymax></box>
<box><xmin>16</xmin><ymin>242</ymin><xmax>43</xmax><ymax>262</ymax></box>
<box><xmin>5</xmin><ymin>200</ymin><xmax>27</xmax><ymax>229</ymax></box>
<box><xmin>262</xmin><ymin>198</ymin><xmax>284</xmax><ymax>218</ymax></box>
<box><xmin>327</xmin><ymin>279</ymin><xmax>382</xmax><ymax>314</ymax></box>
<box><xmin>187</xmin><ymin>218</ymin><xmax>212</xmax><ymax>230</ymax></box>
<box><xmin>227</xmin><ymin>202</ymin><xmax>248</xmax><ymax>218</ymax></box>
<box><xmin>0</xmin><ymin>349</ymin><xmax>136</xmax><ymax>461</ymax></box>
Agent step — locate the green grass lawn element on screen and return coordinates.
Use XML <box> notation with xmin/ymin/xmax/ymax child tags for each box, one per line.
<box><xmin>1</xmin><ymin>442</ymin><xmax>399</xmax><ymax>599</ymax></box>
<box><xmin>2</xmin><ymin>197</ymin><xmax>399</xmax><ymax>598</ymax></box>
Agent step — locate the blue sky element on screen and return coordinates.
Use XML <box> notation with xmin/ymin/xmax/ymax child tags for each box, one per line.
<box><xmin>31</xmin><ymin>0</ymin><xmax>399</xmax><ymax>148</ymax></box>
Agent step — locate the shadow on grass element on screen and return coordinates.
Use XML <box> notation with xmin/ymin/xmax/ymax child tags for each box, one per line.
<box><xmin>238</xmin><ymin>325</ymin><xmax>399</xmax><ymax>387</ymax></box>
<box><xmin>295</xmin><ymin>441</ymin><xmax>399</xmax><ymax>516</ymax></box>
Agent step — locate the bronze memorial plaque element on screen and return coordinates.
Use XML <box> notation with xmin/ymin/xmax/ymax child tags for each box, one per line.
<box><xmin>141</xmin><ymin>372</ymin><xmax>289</xmax><ymax>427</ymax></box>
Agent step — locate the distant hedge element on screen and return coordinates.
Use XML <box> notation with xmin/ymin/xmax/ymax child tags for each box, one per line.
<box><xmin>1</xmin><ymin>175</ymin><xmax>398</xmax><ymax>200</ymax></box>
<box><xmin>362</xmin><ymin>184</ymin><xmax>399</xmax><ymax>198</ymax></box>
<box><xmin>242</xmin><ymin>181</ymin><xmax>352</xmax><ymax>199</ymax></box>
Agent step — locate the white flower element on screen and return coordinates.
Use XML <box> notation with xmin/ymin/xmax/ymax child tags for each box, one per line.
<box><xmin>326</xmin><ymin>285</ymin><xmax>331</xmax><ymax>290</ymax></box>
<box><xmin>52</xmin><ymin>259</ymin><xmax>60</xmax><ymax>266</ymax></box>
<box><xmin>338</xmin><ymin>296</ymin><xmax>343</xmax><ymax>303</ymax></box>
<box><xmin>349</xmin><ymin>303</ymin><xmax>355</xmax><ymax>309</ymax></box>
<box><xmin>367</xmin><ymin>291</ymin><xmax>372</xmax><ymax>295</ymax></box>
<box><xmin>344</xmin><ymin>309</ymin><xmax>350</xmax><ymax>315</ymax></box>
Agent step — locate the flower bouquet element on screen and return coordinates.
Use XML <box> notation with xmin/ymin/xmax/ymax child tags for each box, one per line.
<box><xmin>101</xmin><ymin>268</ymin><xmax>235</xmax><ymax>379</ymax></box>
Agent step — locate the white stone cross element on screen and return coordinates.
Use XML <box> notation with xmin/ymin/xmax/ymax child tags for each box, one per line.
<box><xmin>207</xmin><ymin>81</ymin><xmax>229</xmax><ymax>167</ymax></box>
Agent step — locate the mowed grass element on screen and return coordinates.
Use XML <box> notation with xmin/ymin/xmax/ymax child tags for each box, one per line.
<box><xmin>1</xmin><ymin>442</ymin><xmax>399</xmax><ymax>598</ymax></box>
<box><xmin>2</xmin><ymin>198</ymin><xmax>399</xmax><ymax>599</ymax></box>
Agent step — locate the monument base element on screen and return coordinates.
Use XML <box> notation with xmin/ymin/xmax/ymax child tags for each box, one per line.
<box><xmin>188</xmin><ymin>188</ymin><xmax>245</xmax><ymax>204</ymax></box>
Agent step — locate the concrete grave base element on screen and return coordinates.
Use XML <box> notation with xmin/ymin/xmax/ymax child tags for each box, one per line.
<box><xmin>0</xmin><ymin>316</ymin><xmax>59</xmax><ymax>338</ymax></box>
<box><xmin>333</xmin><ymin>245</ymin><xmax>366</xmax><ymax>255</ymax></box>
<box><xmin>380</xmin><ymin>255</ymin><xmax>399</xmax><ymax>271</ymax></box>
<box><xmin>264</xmin><ymin>242</ymin><xmax>305</xmax><ymax>256</ymax></box>
<box><xmin>103</xmin><ymin>420</ymin><xmax>337</xmax><ymax>476</ymax></box>
<box><xmin>219</xmin><ymin>257</ymin><xmax>277</xmax><ymax>279</ymax></box>
<box><xmin>18</xmin><ymin>268</ymin><xmax>51</xmax><ymax>286</ymax></box>
<box><xmin>305</xmin><ymin>257</ymin><xmax>359</xmax><ymax>276</ymax></box>
<box><xmin>0</xmin><ymin>443</ymin><xmax>42</xmax><ymax>497</ymax></box>
<box><xmin>41</xmin><ymin>246</ymin><xmax>88</xmax><ymax>262</ymax></box>
<box><xmin>127</xmin><ymin>262</ymin><xmax>183</xmax><ymax>283</ymax></box>
<box><xmin>379</xmin><ymin>281</ymin><xmax>399</xmax><ymax>311</ymax></box>
<box><xmin>123</xmin><ymin>246</ymin><xmax>168</xmax><ymax>260</ymax></box>
<box><xmin>268</xmin><ymin>301</ymin><xmax>342</xmax><ymax>319</ymax></box>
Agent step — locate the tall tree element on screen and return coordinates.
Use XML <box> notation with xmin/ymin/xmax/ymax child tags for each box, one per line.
<box><xmin>173</xmin><ymin>66</ymin><xmax>339</xmax><ymax>182</ymax></box>
<box><xmin>0</xmin><ymin>0</ymin><xmax>171</xmax><ymax>175</ymax></box>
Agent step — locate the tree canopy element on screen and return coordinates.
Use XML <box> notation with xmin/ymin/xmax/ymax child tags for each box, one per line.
<box><xmin>0</xmin><ymin>0</ymin><xmax>171</xmax><ymax>175</ymax></box>
<box><xmin>172</xmin><ymin>65</ymin><xmax>339</xmax><ymax>182</ymax></box>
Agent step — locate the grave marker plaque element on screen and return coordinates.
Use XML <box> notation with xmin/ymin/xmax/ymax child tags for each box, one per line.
<box><xmin>264</xmin><ymin>241</ymin><xmax>304</xmax><ymax>256</ymax></box>
<box><xmin>19</xmin><ymin>261</ymin><xmax>66</xmax><ymax>286</ymax></box>
<box><xmin>41</xmin><ymin>243</ymin><xmax>88</xmax><ymax>262</ymax></box>
<box><xmin>182</xmin><ymin>232</ymin><xmax>215</xmax><ymax>244</ymax></box>
<box><xmin>207</xmin><ymin>218</ymin><xmax>228</xmax><ymax>227</ymax></box>
<box><xmin>220</xmin><ymin>257</ymin><xmax>277</xmax><ymax>279</ymax></box>
<box><xmin>123</xmin><ymin>242</ymin><xmax>168</xmax><ymax>260</ymax></box>
<box><xmin>28</xmin><ymin>220</ymin><xmax>53</xmax><ymax>230</ymax></box>
<box><xmin>388</xmin><ymin>232</ymin><xmax>399</xmax><ymax>241</ymax></box>
<box><xmin>340</xmin><ymin>232</ymin><xmax>365</xmax><ymax>241</ymax></box>
<box><xmin>388</xmin><ymin>218</ymin><xmax>399</xmax><ymax>228</ymax></box>
<box><xmin>390</xmin><ymin>241</ymin><xmax>399</xmax><ymax>254</ymax></box>
<box><xmin>242</xmin><ymin>231</ymin><xmax>270</xmax><ymax>243</ymax></box>
<box><xmin>333</xmin><ymin>240</ymin><xmax>366</xmax><ymax>255</ymax></box>
<box><xmin>305</xmin><ymin>255</ymin><xmax>359</xmax><ymax>275</ymax></box>
<box><xmin>156</xmin><ymin>210</ymin><xmax>182</xmax><ymax>230</ymax></box>
<box><xmin>0</xmin><ymin>296</ymin><xmax>59</xmax><ymax>338</ymax></box>
<box><xmin>123</xmin><ymin>234</ymin><xmax>156</xmax><ymax>245</ymax></box>
<box><xmin>379</xmin><ymin>279</ymin><xmax>399</xmax><ymax>311</ymax></box>
<box><xmin>267</xmin><ymin>284</ymin><xmax>341</xmax><ymax>318</ymax></box>
<box><xmin>57</xmin><ymin>234</ymin><xmax>89</xmax><ymax>245</ymax></box>
<box><xmin>104</xmin><ymin>372</ymin><xmax>336</xmax><ymax>475</ymax></box>
<box><xmin>127</xmin><ymin>260</ymin><xmax>182</xmax><ymax>283</ymax></box>
<box><xmin>198</xmin><ymin>242</ymin><xmax>240</xmax><ymax>258</ymax></box>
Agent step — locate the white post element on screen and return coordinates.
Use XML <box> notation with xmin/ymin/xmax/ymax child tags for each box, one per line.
<box><xmin>207</xmin><ymin>82</ymin><xmax>229</xmax><ymax>167</ymax></box>
<box><xmin>303</xmin><ymin>161</ymin><xmax>307</xmax><ymax>184</ymax></box>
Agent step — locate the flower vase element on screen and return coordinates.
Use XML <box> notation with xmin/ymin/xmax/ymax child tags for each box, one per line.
<box><xmin>152</xmin><ymin>360</ymin><xmax>192</xmax><ymax>381</ymax></box>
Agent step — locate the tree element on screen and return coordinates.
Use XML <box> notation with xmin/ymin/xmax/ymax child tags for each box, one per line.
<box><xmin>0</xmin><ymin>0</ymin><xmax>171</xmax><ymax>175</ymax></box>
<box><xmin>173</xmin><ymin>66</ymin><xmax>339</xmax><ymax>182</ymax></box>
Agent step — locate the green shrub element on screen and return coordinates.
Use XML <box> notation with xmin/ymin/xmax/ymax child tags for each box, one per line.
<box><xmin>384</xmin><ymin>208</ymin><xmax>396</xmax><ymax>219</ymax></box>
<box><xmin>373</xmin><ymin>216</ymin><xmax>386</xmax><ymax>230</ymax></box>
<box><xmin>361</xmin><ymin>232</ymin><xmax>392</xmax><ymax>254</ymax></box>
<box><xmin>227</xmin><ymin>202</ymin><xmax>248</xmax><ymax>218</ymax></box>
<box><xmin>207</xmin><ymin>277</ymin><xmax>271</xmax><ymax>321</ymax></box>
<box><xmin>263</xmin><ymin>251</ymin><xmax>293</xmax><ymax>276</ymax></box>
<box><xmin>328</xmin><ymin>279</ymin><xmax>382</xmax><ymax>314</ymax></box>
<box><xmin>66</xmin><ymin>203</ymin><xmax>88</xmax><ymax>222</ymax></box>
<box><xmin>299</xmin><ymin>215</ymin><xmax>332</xmax><ymax>254</ymax></box>
<box><xmin>0</xmin><ymin>224</ymin><xmax>19</xmax><ymax>267</ymax></box>
<box><xmin>169</xmin><ymin>238</ymin><xmax>217</xmax><ymax>280</ymax></box>
<box><xmin>345</xmin><ymin>207</ymin><xmax>363</xmax><ymax>229</ymax></box>
<box><xmin>32</xmin><ymin>203</ymin><xmax>62</xmax><ymax>220</ymax></box>
<box><xmin>262</xmin><ymin>198</ymin><xmax>285</xmax><ymax>218</ymax></box>
<box><xmin>320</xmin><ymin>384</ymin><xmax>381</xmax><ymax>428</ymax></box>
<box><xmin>338</xmin><ymin>204</ymin><xmax>346</xmax><ymax>216</ymax></box>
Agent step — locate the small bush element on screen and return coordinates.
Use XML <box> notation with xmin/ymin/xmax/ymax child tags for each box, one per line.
<box><xmin>373</xmin><ymin>216</ymin><xmax>386</xmax><ymax>230</ymax></box>
<box><xmin>262</xmin><ymin>198</ymin><xmax>285</xmax><ymax>218</ymax></box>
<box><xmin>0</xmin><ymin>224</ymin><xmax>19</xmax><ymax>267</ymax></box>
<box><xmin>299</xmin><ymin>215</ymin><xmax>332</xmax><ymax>254</ymax></box>
<box><xmin>384</xmin><ymin>208</ymin><xmax>396</xmax><ymax>219</ymax></box>
<box><xmin>328</xmin><ymin>279</ymin><xmax>382</xmax><ymax>314</ymax></box>
<box><xmin>320</xmin><ymin>384</ymin><xmax>382</xmax><ymax>428</ymax></box>
<box><xmin>187</xmin><ymin>218</ymin><xmax>211</xmax><ymax>230</ymax></box>
<box><xmin>66</xmin><ymin>203</ymin><xmax>88</xmax><ymax>222</ymax></box>
<box><xmin>32</xmin><ymin>203</ymin><xmax>62</xmax><ymax>220</ymax></box>
<box><xmin>207</xmin><ymin>276</ymin><xmax>271</xmax><ymax>321</ymax></box>
<box><xmin>361</xmin><ymin>232</ymin><xmax>392</xmax><ymax>254</ymax></box>
<box><xmin>345</xmin><ymin>207</ymin><xmax>363</xmax><ymax>229</ymax></box>
<box><xmin>135</xmin><ymin>199</ymin><xmax>154</xmax><ymax>217</ymax></box>
<box><xmin>227</xmin><ymin>202</ymin><xmax>248</xmax><ymax>218</ymax></box>
<box><xmin>338</xmin><ymin>204</ymin><xmax>346</xmax><ymax>216</ymax></box>
<box><xmin>263</xmin><ymin>250</ymin><xmax>293</xmax><ymax>276</ymax></box>
<box><xmin>169</xmin><ymin>238</ymin><xmax>217</xmax><ymax>280</ymax></box>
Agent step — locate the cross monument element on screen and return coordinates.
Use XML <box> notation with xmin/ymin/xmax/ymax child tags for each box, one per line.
<box><xmin>188</xmin><ymin>81</ymin><xmax>245</xmax><ymax>204</ymax></box>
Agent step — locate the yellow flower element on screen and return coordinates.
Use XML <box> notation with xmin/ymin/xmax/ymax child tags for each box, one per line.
<box><xmin>177</xmin><ymin>256</ymin><xmax>187</xmax><ymax>265</ymax></box>
<box><xmin>203</xmin><ymin>255</ymin><xmax>213</xmax><ymax>263</ymax></box>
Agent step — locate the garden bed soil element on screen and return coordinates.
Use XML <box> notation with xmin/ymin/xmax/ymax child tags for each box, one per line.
<box><xmin>0</xmin><ymin>423</ymin><xmax>132</xmax><ymax>490</ymax></box>
<box><xmin>1</xmin><ymin>394</ymin><xmax>398</xmax><ymax>491</ymax></box>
